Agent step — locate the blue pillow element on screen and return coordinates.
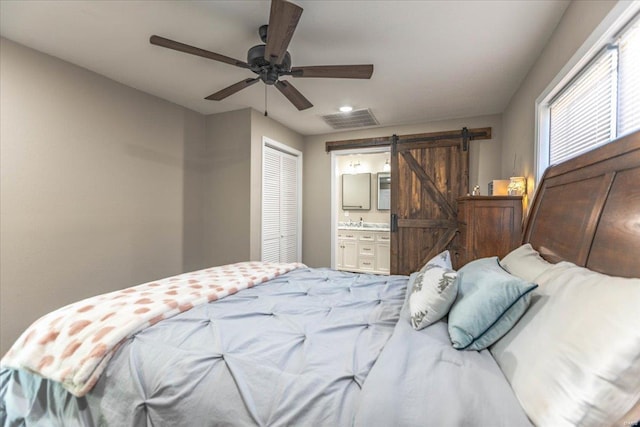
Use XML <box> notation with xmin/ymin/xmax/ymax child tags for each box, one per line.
<box><xmin>448</xmin><ymin>257</ymin><xmax>538</xmax><ymax>351</ymax></box>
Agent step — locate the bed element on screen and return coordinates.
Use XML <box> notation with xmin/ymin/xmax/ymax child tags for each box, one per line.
<box><xmin>1</xmin><ymin>130</ymin><xmax>639</xmax><ymax>427</ymax></box>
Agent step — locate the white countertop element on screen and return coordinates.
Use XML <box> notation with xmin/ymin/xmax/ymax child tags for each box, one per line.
<box><xmin>338</xmin><ymin>223</ymin><xmax>390</xmax><ymax>232</ymax></box>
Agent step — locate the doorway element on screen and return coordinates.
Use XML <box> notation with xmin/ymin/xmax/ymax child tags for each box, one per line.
<box><xmin>326</xmin><ymin>127</ymin><xmax>489</xmax><ymax>275</ymax></box>
<box><xmin>331</xmin><ymin>148</ymin><xmax>391</xmax><ymax>274</ymax></box>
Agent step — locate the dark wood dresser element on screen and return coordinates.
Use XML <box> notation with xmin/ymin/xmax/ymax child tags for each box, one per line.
<box><xmin>452</xmin><ymin>196</ymin><xmax>523</xmax><ymax>269</ymax></box>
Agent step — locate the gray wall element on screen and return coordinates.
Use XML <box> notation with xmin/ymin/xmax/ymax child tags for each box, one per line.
<box><xmin>501</xmin><ymin>0</ymin><xmax>616</xmax><ymax>198</ymax></box>
<box><xmin>202</xmin><ymin>109</ymin><xmax>252</xmax><ymax>265</ymax></box>
<box><xmin>302</xmin><ymin>114</ymin><xmax>503</xmax><ymax>268</ymax></box>
<box><xmin>0</xmin><ymin>38</ymin><xmax>206</xmax><ymax>354</ymax></box>
<box><xmin>183</xmin><ymin>109</ymin><xmax>208</xmax><ymax>272</ymax></box>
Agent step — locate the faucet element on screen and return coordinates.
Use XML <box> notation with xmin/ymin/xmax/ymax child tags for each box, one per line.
<box><xmin>359</xmin><ymin>217</ymin><xmax>363</xmax><ymax>227</ymax></box>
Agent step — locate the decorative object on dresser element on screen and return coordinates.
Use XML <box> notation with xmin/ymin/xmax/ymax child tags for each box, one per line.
<box><xmin>488</xmin><ymin>179</ymin><xmax>510</xmax><ymax>196</ymax></box>
<box><xmin>507</xmin><ymin>176</ymin><xmax>527</xmax><ymax>196</ymax></box>
<box><xmin>452</xmin><ymin>195</ymin><xmax>523</xmax><ymax>269</ymax></box>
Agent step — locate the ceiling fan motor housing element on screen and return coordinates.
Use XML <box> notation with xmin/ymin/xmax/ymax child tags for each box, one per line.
<box><xmin>248</xmin><ymin>44</ymin><xmax>292</xmax><ymax>85</ymax></box>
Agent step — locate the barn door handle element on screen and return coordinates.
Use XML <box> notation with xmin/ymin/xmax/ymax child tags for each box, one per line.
<box><xmin>391</xmin><ymin>214</ymin><xmax>398</xmax><ymax>232</ymax></box>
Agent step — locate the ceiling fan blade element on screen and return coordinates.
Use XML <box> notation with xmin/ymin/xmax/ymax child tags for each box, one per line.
<box><xmin>205</xmin><ymin>78</ymin><xmax>260</xmax><ymax>101</ymax></box>
<box><xmin>264</xmin><ymin>0</ymin><xmax>303</xmax><ymax>65</ymax></box>
<box><xmin>275</xmin><ymin>80</ymin><xmax>313</xmax><ymax>110</ymax></box>
<box><xmin>291</xmin><ymin>65</ymin><xmax>374</xmax><ymax>79</ymax></box>
<box><xmin>150</xmin><ymin>35</ymin><xmax>250</xmax><ymax>69</ymax></box>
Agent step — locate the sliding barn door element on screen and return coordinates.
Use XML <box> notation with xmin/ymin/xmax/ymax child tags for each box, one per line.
<box><xmin>262</xmin><ymin>145</ymin><xmax>300</xmax><ymax>263</ymax></box>
<box><xmin>390</xmin><ymin>134</ymin><xmax>468</xmax><ymax>275</ymax></box>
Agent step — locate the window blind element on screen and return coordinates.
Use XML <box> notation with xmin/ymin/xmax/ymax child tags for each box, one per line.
<box><xmin>547</xmin><ymin>13</ymin><xmax>639</xmax><ymax>167</ymax></box>
<box><xmin>549</xmin><ymin>48</ymin><xmax>617</xmax><ymax>165</ymax></box>
<box><xmin>617</xmin><ymin>17</ymin><xmax>640</xmax><ymax>137</ymax></box>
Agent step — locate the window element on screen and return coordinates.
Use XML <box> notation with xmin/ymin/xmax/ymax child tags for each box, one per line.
<box><xmin>617</xmin><ymin>16</ymin><xmax>640</xmax><ymax>136</ymax></box>
<box><xmin>537</xmin><ymin>9</ymin><xmax>640</xmax><ymax>177</ymax></box>
<box><xmin>548</xmin><ymin>47</ymin><xmax>618</xmax><ymax>165</ymax></box>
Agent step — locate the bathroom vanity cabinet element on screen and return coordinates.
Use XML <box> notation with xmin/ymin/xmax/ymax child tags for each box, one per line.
<box><xmin>337</xmin><ymin>229</ymin><xmax>390</xmax><ymax>275</ymax></box>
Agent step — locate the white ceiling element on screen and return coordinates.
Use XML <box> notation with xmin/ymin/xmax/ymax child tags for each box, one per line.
<box><xmin>0</xmin><ymin>0</ymin><xmax>570</xmax><ymax>136</ymax></box>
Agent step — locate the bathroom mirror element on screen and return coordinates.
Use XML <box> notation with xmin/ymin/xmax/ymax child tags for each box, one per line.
<box><xmin>377</xmin><ymin>173</ymin><xmax>390</xmax><ymax>210</ymax></box>
<box><xmin>342</xmin><ymin>173</ymin><xmax>371</xmax><ymax>210</ymax></box>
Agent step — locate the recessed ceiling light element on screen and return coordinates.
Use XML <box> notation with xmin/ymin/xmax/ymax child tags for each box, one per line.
<box><xmin>339</xmin><ymin>106</ymin><xmax>353</xmax><ymax>113</ymax></box>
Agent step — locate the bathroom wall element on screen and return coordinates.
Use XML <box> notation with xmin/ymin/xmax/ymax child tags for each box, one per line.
<box><xmin>336</xmin><ymin>152</ymin><xmax>391</xmax><ymax>226</ymax></box>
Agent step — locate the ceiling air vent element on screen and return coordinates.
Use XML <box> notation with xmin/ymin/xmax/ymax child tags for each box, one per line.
<box><xmin>322</xmin><ymin>108</ymin><xmax>379</xmax><ymax>130</ymax></box>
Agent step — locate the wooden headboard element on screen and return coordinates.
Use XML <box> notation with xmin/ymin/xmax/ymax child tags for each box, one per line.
<box><xmin>523</xmin><ymin>130</ymin><xmax>640</xmax><ymax>279</ymax></box>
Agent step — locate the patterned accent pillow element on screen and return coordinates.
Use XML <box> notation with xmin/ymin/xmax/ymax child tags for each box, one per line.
<box><xmin>409</xmin><ymin>250</ymin><xmax>458</xmax><ymax>330</ymax></box>
<box><xmin>419</xmin><ymin>249</ymin><xmax>452</xmax><ymax>271</ymax></box>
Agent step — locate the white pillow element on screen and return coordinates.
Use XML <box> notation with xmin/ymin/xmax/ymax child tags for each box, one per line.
<box><xmin>490</xmin><ymin>262</ymin><xmax>640</xmax><ymax>427</ymax></box>
<box><xmin>616</xmin><ymin>400</ymin><xmax>640</xmax><ymax>427</ymax></box>
<box><xmin>499</xmin><ymin>243</ymin><xmax>553</xmax><ymax>283</ymax></box>
<box><xmin>409</xmin><ymin>250</ymin><xmax>458</xmax><ymax>330</ymax></box>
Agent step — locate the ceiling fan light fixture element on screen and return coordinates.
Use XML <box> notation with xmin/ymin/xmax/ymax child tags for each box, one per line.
<box><xmin>339</xmin><ymin>106</ymin><xmax>353</xmax><ymax>113</ymax></box>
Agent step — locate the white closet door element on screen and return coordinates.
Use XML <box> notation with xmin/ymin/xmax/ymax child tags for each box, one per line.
<box><xmin>262</xmin><ymin>145</ymin><xmax>300</xmax><ymax>263</ymax></box>
<box><xmin>279</xmin><ymin>153</ymin><xmax>298</xmax><ymax>263</ymax></box>
<box><xmin>262</xmin><ymin>147</ymin><xmax>281</xmax><ymax>262</ymax></box>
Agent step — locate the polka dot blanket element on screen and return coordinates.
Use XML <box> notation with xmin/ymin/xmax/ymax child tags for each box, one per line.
<box><xmin>0</xmin><ymin>261</ymin><xmax>305</xmax><ymax>397</ymax></box>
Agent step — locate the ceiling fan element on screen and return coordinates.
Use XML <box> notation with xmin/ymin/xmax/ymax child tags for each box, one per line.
<box><xmin>150</xmin><ymin>0</ymin><xmax>374</xmax><ymax>111</ymax></box>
